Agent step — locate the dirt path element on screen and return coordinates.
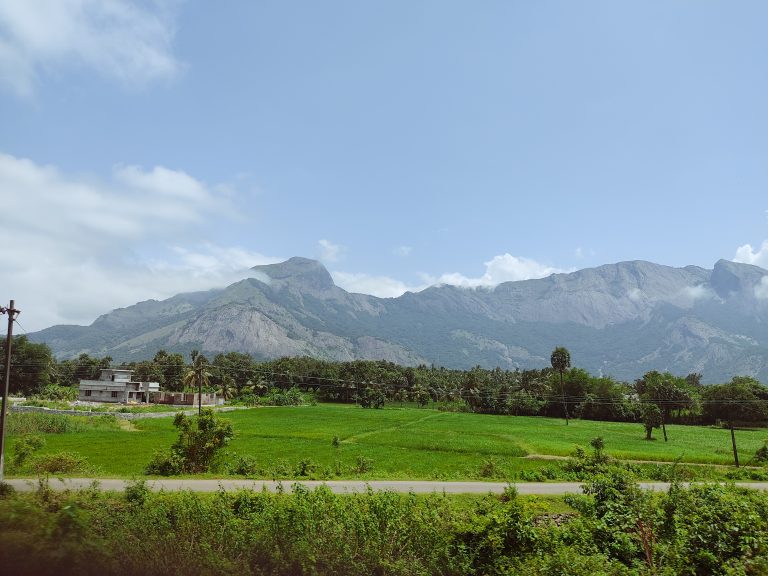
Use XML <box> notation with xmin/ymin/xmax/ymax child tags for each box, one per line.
<box><xmin>342</xmin><ymin>411</ymin><xmax>447</xmax><ymax>444</ymax></box>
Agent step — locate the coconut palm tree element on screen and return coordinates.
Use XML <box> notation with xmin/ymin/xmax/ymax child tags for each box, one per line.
<box><xmin>550</xmin><ymin>347</ymin><xmax>571</xmax><ymax>425</ymax></box>
<box><xmin>184</xmin><ymin>351</ymin><xmax>211</xmax><ymax>416</ymax></box>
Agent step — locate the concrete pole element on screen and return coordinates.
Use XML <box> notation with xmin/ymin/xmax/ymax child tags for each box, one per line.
<box><xmin>0</xmin><ymin>300</ymin><xmax>20</xmax><ymax>482</ymax></box>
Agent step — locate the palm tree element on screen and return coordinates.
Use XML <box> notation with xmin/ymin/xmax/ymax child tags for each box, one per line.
<box><xmin>184</xmin><ymin>351</ymin><xmax>211</xmax><ymax>416</ymax></box>
<box><xmin>217</xmin><ymin>374</ymin><xmax>235</xmax><ymax>402</ymax></box>
<box><xmin>550</xmin><ymin>347</ymin><xmax>571</xmax><ymax>425</ymax></box>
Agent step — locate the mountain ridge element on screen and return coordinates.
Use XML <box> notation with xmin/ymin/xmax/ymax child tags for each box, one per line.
<box><xmin>29</xmin><ymin>257</ymin><xmax>768</xmax><ymax>383</ymax></box>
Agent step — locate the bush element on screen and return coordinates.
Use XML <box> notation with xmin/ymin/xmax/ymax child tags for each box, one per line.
<box><xmin>226</xmin><ymin>453</ymin><xmax>260</xmax><ymax>477</ymax></box>
<box><xmin>354</xmin><ymin>455</ymin><xmax>373</xmax><ymax>474</ymax></box>
<box><xmin>32</xmin><ymin>451</ymin><xmax>89</xmax><ymax>475</ymax></box>
<box><xmin>295</xmin><ymin>459</ymin><xmax>317</xmax><ymax>477</ymax></box>
<box><xmin>262</xmin><ymin>386</ymin><xmax>308</xmax><ymax>406</ymax></box>
<box><xmin>32</xmin><ymin>384</ymin><xmax>78</xmax><ymax>402</ymax></box>
<box><xmin>12</xmin><ymin>433</ymin><xmax>45</xmax><ymax>468</ymax></box>
<box><xmin>145</xmin><ymin>409</ymin><xmax>234</xmax><ymax>475</ymax></box>
<box><xmin>124</xmin><ymin>479</ymin><xmax>150</xmax><ymax>505</ymax></box>
<box><xmin>145</xmin><ymin>449</ymin><xmax>184</xmax><ymax>476</ymax></box>
<box><xmin>359</xmin><ymin>386</ymin><xmax>385</xmax><ymax>409</ymax></box>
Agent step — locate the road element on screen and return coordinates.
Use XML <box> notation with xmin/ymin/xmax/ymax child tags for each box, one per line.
<box><xmin>5</xmin><ymin>478</ymin><xmax>768</xmax><ymax>494</ymax></box>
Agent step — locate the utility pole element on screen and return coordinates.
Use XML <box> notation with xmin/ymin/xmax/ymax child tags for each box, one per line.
<box><xmin>0</xmin><ymin>300</ymin><xmax>20</xmax><ymax>482</ymax></box>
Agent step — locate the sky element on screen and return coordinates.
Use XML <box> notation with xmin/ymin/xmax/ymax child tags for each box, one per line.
<box><xmin>1</xmin><ymin>0</ymin><xmax>768</xmax><ymax>332</ymax></box>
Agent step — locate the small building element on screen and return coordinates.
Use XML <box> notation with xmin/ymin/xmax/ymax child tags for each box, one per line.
<box><xmin>78</xmin><ymin>369</ymin><xmax>160</xmax><ymax>403</ymax></box>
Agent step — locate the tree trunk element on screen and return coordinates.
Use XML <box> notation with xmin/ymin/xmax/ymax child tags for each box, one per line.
<box><xmin>560</xmin><ymin>371</ymin><xmax>569</xmax><ymax>425</ymax></box>
<box><xmin>198</xmin><ymin>376</ymin><xmax>202</xmax><ymax>416</ymax></box>
<box><xmin>661</xmin><ymin>412</ymin><xmax>668</xmax><ymax>442</ymax></box>
<box><xmin>730</xmin><ymin>423</ymin><xmax>739</xmax><ymax>468</ymax></box>
<box><xmin>645</xmin><ymin>426</ymin><xmax>653</xmax><ymax>440</ymax></box>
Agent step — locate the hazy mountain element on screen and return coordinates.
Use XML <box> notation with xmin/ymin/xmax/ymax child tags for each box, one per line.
<box><xmin>30</xmin><ymin>257</ymin><xmax>768</xmax><ymax>383</ymax></box>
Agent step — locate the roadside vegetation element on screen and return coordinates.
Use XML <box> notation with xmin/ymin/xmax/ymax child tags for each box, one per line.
<box><xmin>1</xmin><ymin>468</ymin><xmax>767</xmax><ymax>575</ymax></box>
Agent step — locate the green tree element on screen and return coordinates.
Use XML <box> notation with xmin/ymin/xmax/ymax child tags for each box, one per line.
<box><xmin>0</xmin><ymin>335</ymin><xmax>53</xmax><ymax>395</ymax></box>
<box><xmin>153</xmin><ymin>350</ymin><xmax>186</xmax><ymax>391</ymax></box>
<box><xmin>550</xmin><ymin>347</ymin><xmax>571</xmax><ymax>425</ymax></box>
<box><xmin>183</xmin><ymin>351</ymin><xmax>211</xmax><ymax>416</ymax></box>
<box><xmin>639</xmin><ymin>402</ymin><xmax>662</xmax><ymax>440</ymax></box>
<box><xmin>147</xmin><ymin>409</ymin><xmax>234</xmax><ymax>474</ymax></box>
<box><xmin>636</xmin><ymin>371</ymin><xmax>693</xmax><ymax>442</ymax></box>
<box><xmin>217</xmin><ymin>374</ymin><xmax>235</xmax><ymax>401</ymax></box>
<box><xmin>702</xmin><ymin>378</ymin><xmax>768</xmax><ymax>467</ymax></box>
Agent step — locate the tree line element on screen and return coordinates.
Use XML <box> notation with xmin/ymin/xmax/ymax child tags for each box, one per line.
<box><xmin>4</xmin><ymin>337</ymin><xmax>767</xmax><ymax>435</ymax></box>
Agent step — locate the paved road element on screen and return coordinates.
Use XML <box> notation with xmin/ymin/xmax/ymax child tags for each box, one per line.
<box><xmin>5</xmin><ymin>478</ymin><xmax>768</xmax><ymax>494</ymax></box>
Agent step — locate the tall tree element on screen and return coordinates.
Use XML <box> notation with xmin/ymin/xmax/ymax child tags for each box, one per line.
<box><xmin>636</xmin><ymin>371</ymin><xmax>693</xmax><ymax>442</ymax></box>
<box><xmin>702</xmin><ymin>378</ymin><xmax>768</xmax><ymax>467</ymax></box>
<box><xmin>0</xmin><ymin>336</ymin><xmax>53</xmax><ymax>395</ymax></box>
<box><xmin>550</xmin><ymin>347</ymin><xmax>571</xmax><ymax>425</ymax></box>
<box><xmin>184</xmin><ymin>351</ymin><xmax>211</xmax><ymax>416</ymax></box>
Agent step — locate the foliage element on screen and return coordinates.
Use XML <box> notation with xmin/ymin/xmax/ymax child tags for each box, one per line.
<box><xmin>359</xmin><ymin>385</ymin><xmax>385</xmax><ymax>408</ymax></box>
<box><xmin>12</xmin><ymin>434</ymin><xmax>45</xmax><ymax>467</ymax></box>
<box><xmin>4</xmin><ymin>477</ymin><xmax>767</xmax><ymax>575</ymax></box>
<box><xmin>31</xmin><ymin>451</ymin><xmax>90</xmax><ymax>474</ymax></box>
<box><xmin>702</xmin><ymin>377</ymin><xmax>768</xmax><ymax>425</ymax></box>
<box><xmin>146</xmin><ymin>408</ymin><xmax>234</xmax><ymax>475</ymax></box>
<box><xmin>5</xmin><ymin>412</ymin><xmax>118</xmax><ymax>434</ymax></box>
<box><xmin>182</xmin><ymin>350</ymin><xmax>211</xmax><ymax>411</ymax></box>
<box><xmin>0</xmin><ymin>335</ymin><xmax>54</xmax><ymax>395</ymax></box>
<box><xmin>639</xmin><ymin>402</ymin><xmax>662</xmax><ymax>440</ymax></box>
<box><xmin>31</xmin><ymin>384</ymin><xmax>78</xmax><ymax>402</ymax></box>
<box><xmin>262</xmin><ymin>386</ymin><xmax>310</xmax><ymax>406</ymax></box>
<box><xmin>226</xmin><ymin>453</ymin><xmax>260</xmax><ymax>477</ymax></box>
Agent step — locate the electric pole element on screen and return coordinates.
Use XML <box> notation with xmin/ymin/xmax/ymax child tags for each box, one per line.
<box><xmin>0</xmin><ymin>300</ymin><xmax>20</xmax><ymax>482</ymax></box>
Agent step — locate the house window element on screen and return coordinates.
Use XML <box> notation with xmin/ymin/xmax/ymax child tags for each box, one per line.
<box><xmin>84</xmin><ymin>390</ymin><xmax>91</xmax><ymax>397</ymax></box>
<box><xmin>111</xmin><ymin>391</ymin><xmax>119</xmax><ymax>398</ymax></box>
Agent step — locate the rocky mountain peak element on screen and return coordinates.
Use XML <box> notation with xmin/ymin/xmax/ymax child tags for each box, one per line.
<box><xmin>711</xmin><ymin>259</ymin><xmax>768</xmax><ymax>299</ymax></box>
<box><xmin>251</xmin><ymin>257</ymin><xmax>336</xmax><ymax>292</ymax></box>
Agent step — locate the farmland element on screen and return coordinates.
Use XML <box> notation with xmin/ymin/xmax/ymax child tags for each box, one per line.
<box><xmin>6</xmin><ymin>404</ymin><xmax>768</xmax><ymax>479</ymax></box>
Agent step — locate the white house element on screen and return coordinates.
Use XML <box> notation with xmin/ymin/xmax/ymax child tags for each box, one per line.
<box><xmin>78</xmin><ymin>369</ymin><xmax>160</xmax><ymax>404</ymax></box>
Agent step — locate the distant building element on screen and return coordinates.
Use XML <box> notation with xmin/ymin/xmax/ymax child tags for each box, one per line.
<box><xmin>78</xmin><ymin>369</ymin><xmax>160</xmax><ymax>404</ymax></box>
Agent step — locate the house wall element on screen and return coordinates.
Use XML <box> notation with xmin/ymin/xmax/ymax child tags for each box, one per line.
<box><xmin>152</xmin><ymin>391</ymin><xmax>217</xmax><ymax>406</ymax></box>
<box><xmin>77</xmin><ymin>379</ymin><xmax>160</xmax><ymax>403</ymax></box>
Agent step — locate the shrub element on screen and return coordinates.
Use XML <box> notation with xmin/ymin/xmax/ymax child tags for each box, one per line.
<box><xmin>32</xmin><ymin>384</ymin><xmax>78</xmax><ymax>402</ymax></box>
<box><xmin>295</xmin><ymin>459</ymin><xmax>317</xmax><ymax>477</ymax></box>
<box><xmin>145</xmin><ymin>449</ymin><xmax>184</xmax><ymax>476</ymax></box>
<box><xmin>145</xmin><ymin>410</ymin><xmax>233</xmax><ymax>476</ymax></box>
<box><xmin>354</xmin><ymin>455</ymin><xmax>373</xmax><ymax>474</ymax></box>
<box><xmin>12</xmin><ymin>433</ymin><xmax>45</xmax><ymax>468</ymax></box>
<box><xmin>124</xmin><ymin>479</ymin><xmax>150</xmax><ymax>505</ymax></box>
<box><xmin>359</xmin><ymin>386</ymin><xmax>385</xmax><ymax>409</ymax></box>
<box><xmin>479</xmin><ymin>457</ymin><xmax>499</xmax><ymax>478</ymax></box>
<box><xmin>226</xmin><ymin>453</ymin><xmax>260</xmax><ymax>477</ymax></box>
<box><xmin>32</xmin><ymin>451</ymin><xmax>89</xmax><ymax>475</ymax></box>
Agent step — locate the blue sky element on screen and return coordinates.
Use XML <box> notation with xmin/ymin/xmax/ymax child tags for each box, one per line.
<box><xmin>1</xmin><ymin>0</ymin><xmax>768</xmax><ymax>331</ymax></box>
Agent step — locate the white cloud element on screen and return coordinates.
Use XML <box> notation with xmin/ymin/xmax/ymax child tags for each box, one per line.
<box><xmin>0</xmin><ymin>152</ymin><xmax>276</xmax><ymax>331</ymax></box>
<box><xmin>627</xmin><ymin>288</ymin><xmax>643</xmax><ymax>302</ymax></box>
<box><xmin>394</xmin><ymin>245</ymin><xmax>412</xmax><ymax>257</ymax></box>
<box><xmin>756</xmin><ymin>277</ymin><xmax>768</xmax><ymax>300</ymax></box>
<box><xmin>679</xmin><ymin>285</ymin><xmax>713</xmax><ymax>304</ymax></box>
<box><xmin>0</xmin><ymin>0</ymin><xmax>182</xmax><ymax>96</ymax></box>
<box><xmin>318</xmin><ymin>239</ymin><xmax>344</xmax><ymax>263</ymax></box>
<box><xmin>331</xmin><ymin>272</ymin><xmax>419</xmax><ymax>298</ymax></box>
<box><xmin>329</xmin><ymin>253</ymin><xmax>565</xmax><ymax>299</ymax></box>
<box><xmin>734</xmin><ymin>241</ymin><xmax>768</xmax><ymax>269</ymax></box>
<box><xmin>429</xmin><ymin>254</ymin><xmax>566</xmax><ymax>288</ymax></box>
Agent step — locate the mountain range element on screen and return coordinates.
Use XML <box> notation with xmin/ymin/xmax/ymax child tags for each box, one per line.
<box><xmin>30</xmin><ymin>257</ymin><xmax>768</xmax><ymax>383</ymax></box>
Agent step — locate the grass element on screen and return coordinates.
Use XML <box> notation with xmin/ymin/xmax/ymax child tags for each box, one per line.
<box><xmin>6</xmin><ymin>403</ymin><xmax>768</xmax><ymax>479</ymax></box>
